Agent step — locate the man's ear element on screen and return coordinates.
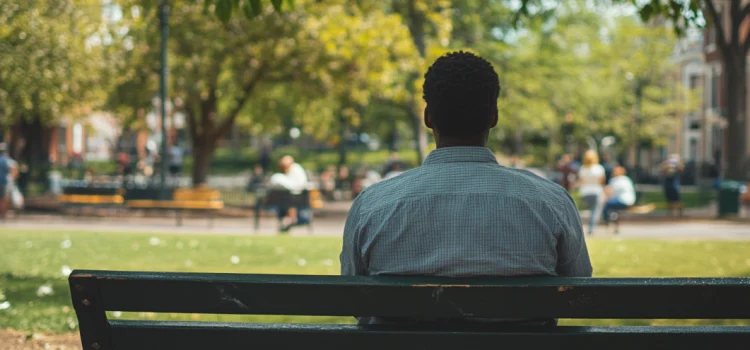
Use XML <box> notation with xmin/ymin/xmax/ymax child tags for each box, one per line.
<box><xmin>424</xmin><ymin>107</ymin><xmax>433</xmax><ymax>129</ymax></box>
<box><xmin>489</xmin><ymin>109</ymin><xmax>498</xmax><ymax>128</ymax></box>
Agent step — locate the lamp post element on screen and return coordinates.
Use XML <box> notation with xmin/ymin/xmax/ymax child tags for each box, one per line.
<box><xmin>159</xmin><ymin>0</ymin><xmax>170</xmax><ymax>194</ymax></box>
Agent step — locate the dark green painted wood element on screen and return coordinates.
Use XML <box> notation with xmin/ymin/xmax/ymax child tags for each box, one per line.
<box><xmin>71</xmin><ymin>270</ymin><xmax>750</xmax><ymax>319</ymax></box>
<box><xmin>69</xmin><ymin>274</ymin><xmax>112</xmax><ymax>350</ymax></box>
<box><xmin>109</xmin><ymin>321</ymin><xmax>750</xmax><ymax>350</ymax></box>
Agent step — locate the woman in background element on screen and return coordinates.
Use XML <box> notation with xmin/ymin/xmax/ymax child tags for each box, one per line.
<box><xmin>661</xmin><ymin>154</ymin><xmax>684</xmax><ymax>217</ymax></box>
<box><xmin>577</xmin><ymin>150</ymin><xmax>606</xmax><ymax>235</ymax></box>
<box><xmin>602</xmin><ymin>166</ymin><xmax>636</xmax><ymax>225</ymax></box>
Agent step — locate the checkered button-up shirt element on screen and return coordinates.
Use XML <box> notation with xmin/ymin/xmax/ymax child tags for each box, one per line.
<box><xmin>340</xmin><ymin>146</ymin><xmax>592</xmax><ymax>280</ymax></box>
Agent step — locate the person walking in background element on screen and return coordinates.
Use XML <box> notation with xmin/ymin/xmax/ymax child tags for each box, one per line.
<box><xmin>577</xmin><ymin>149</ymin><xmax>606</xmax><ymax>235</ymax></box>
<box><xmin>602</xmin><ymin>166</ymin><xmax>636</xmax><ymax>226</ymax></box>
<box><xmin>661</xmin><ymin>154</ymin><xmax>684</xmax><ymax>217</ymax></box>
<box><xmin>601</xmin><ymin>154</ymin><xmax>614</xmax><ymax>184</ymax></box>
<box><xmin>259</xmin><ymin>142</ymin><xmax>271</xmax><ymax>174</ymax></box>
<box><xmin>246</xmin><ymin>164</ymin><xmax>266</xmax><ymax>194</ymax></box>
<box><xmin>557</xmin><ymin>154</ymin><xmax>574</xmax><ymax>191</ymax></box>
<box><xmin>0</xmin><ymin>144</ymin><xmax>11</xmax><ymax>220</ymax></box>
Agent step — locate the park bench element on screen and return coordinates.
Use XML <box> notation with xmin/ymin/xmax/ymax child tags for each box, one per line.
<box><xmin>253</xmin><ymin>187</ymin><xmax>322</xmax><ymax>233</ymax></box>
<box><xmin>58</xmin><ymin>186</ymin><xmax>125</xmax><ymax>215</ymax></box>
<box><xmin>69</xmin><ymin>270</ymin><xmax>750</xmax><ymax>350</ymax></box>
<box><xmin>126</xmin><ymin>187</ymin><xmax>224</xmax><ymax>227</ymax></box>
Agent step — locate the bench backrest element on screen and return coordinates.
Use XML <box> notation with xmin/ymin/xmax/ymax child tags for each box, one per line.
<box><xmin>70</xmin><ymin>271</ymin><xmax>750</xmax><ymax>350</ymax></box>
<box><xmin>173</xmin><ymin>188</ymin><xmax>221</xmax><ymax>201</ymax></box>
<box><xmin>262</xmin><ymin>189</ymin><xmax>311</xmax><ymax>207</ymax></box>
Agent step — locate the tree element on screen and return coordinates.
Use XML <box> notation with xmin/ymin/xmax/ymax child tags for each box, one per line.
<box><xmin>114</xmin><ymin>0</ymin><xmax>326</xmax><ymax>185</ymax></box>
<box><xmin>114</xmin><ymin>0</ymin><xmax>417</xmax><ymax>184</ymax></box>
<box><xmin>0</xmin><ymin>0</ymin><xmax>109</xmax><ymax>182</ymax></box>
<box><xmin>518</xmin><ymin>0</ymin><xmax>750</xmax><ymax>180</ymax></box>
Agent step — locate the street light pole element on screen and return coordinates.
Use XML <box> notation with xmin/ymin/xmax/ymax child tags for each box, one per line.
<box><xmin>159</xmin><ymin>0</ymin><xmax>170</xmax><ymax>194</ymax></box>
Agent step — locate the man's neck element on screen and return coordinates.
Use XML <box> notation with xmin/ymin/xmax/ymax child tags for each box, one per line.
<box><xmin>436</xmin><ymin>140</ymin><xmax>486</xmax><ymax>148</ymax></box>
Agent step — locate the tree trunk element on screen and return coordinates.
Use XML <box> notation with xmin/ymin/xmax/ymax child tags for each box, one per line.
<box><xmin>190</xmin><ymin>133</ymin><xmax>214</xmax><ymax>187</ymax></box>
<box><xmin>724</xmin><ymin>54</ymin><xmax>747</xmax><ymax>181</ymax></box>
<box><xmin>18</xmin><ymin>117</ymin><xmax>52</xmax><ymax>190</ymax></box>
<box><xmin>405</xmin><ymin>0</ymin><xmax>428</xmax><ymax>164</ymax></box>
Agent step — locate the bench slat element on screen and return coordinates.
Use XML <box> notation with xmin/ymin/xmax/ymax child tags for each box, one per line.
<box><xmin>109</xmin><ymin>321</ymin><xmax>750</xmax><ymax>350</ymax></box>
<box><xmin>71</xmin><ymin>271</ymin><xmax>750</xmax><ymax>319</ymax></box>
<box><xmin>125</xmin><ymin>200</ymin><xmax>224</xmax><ymax>210</ymax></box>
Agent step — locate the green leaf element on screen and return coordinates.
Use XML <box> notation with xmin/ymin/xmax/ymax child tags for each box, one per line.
<box><xmin>249</xmin><ymin>0</ymin><xmax>262</xmax><ymax>17</ymax></box>
<box><xmin>215</xmin><ymin>0</ymin><xmax>233</xmax><ymax>23</ymax></box>
<box><xmin>271</xmin><ymin>0</ymin><xmax>283</xmax><ymax>12</ymax></box>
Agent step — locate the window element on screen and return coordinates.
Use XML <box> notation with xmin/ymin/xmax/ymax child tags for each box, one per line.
<box><xmin>689</xmin><ymin>75</ymin><xmax>700</xmax><ymax>90</ymax></box>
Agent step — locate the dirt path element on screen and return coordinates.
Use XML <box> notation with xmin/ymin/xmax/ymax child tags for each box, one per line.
<box><xmin>0</xmin><ymin>329</ymin><xmax>79</xmax><ymax>350</ymax></box>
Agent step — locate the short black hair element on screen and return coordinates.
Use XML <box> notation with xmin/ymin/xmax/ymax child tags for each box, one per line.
<box><xmin>422</xmin><ymin>51</ymin><xmax>500</xmax><ymax>138</ymax></box>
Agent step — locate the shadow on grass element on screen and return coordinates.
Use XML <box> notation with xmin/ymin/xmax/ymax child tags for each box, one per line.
<box><xmin>0</xmin><ymin>274</ymin><xmax>76</xmax><ymax>332</ymax></box>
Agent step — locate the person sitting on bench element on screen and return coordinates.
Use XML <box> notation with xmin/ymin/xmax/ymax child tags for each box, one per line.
<box><xmin>269</xmin><ymin>155</ymin><xmax>309</xmax><ymax>232</ymax></box>
<box><xmin>602</xmin><ymin>166</ymin><xmax>636</xmax><ymax>226</ymax></box>
<box><xmin>340</xmin><ymin>51</ymin><xmax>592</xmax><ymax>326</ymax></box>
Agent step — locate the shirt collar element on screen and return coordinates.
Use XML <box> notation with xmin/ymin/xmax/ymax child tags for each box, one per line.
<box><xmin>423</xmin><ymin>147</ymin><xmax>499</xmax><ymax>165</ymax></box>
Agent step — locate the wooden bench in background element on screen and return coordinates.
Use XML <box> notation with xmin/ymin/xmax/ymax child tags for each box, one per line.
<box><xmin>58</xmin><ymin>187</ymin><xmax>125</xmax><ymax>215</ymax></box>
<box><xmin>126</xmin><ymin>187</ymin><xmax>224</xmax><ymax>227</ymax></box>
<box><xmin>69</xmin><ymin>270</ymin><xmax>750</xmax><ymax>349</ymax></box>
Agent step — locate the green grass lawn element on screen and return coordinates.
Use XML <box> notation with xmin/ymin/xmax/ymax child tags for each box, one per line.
<box><xmin>1</xmin><ymin>229</ymin><xmax>749</xmax><ymax>333</ymax></box>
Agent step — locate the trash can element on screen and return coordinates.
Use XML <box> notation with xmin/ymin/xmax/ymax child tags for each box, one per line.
<box><xmin>717</xmin><ymin>181</ymin><xmax>747</xmax><ymax>217</ymax></box>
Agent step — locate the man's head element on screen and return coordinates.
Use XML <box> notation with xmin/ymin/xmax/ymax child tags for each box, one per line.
<box><xmin>279</xmin><ymin>155</ymin><xmax>295</xmax><ymax>174</ymax></box>
<box><xmin>422</xmin><ymin>51</ymin><xmax>500</xmax><ymax>147</ymax></box>
<box><xmin>613</xmin><ymin>166</ymin><xmax>627</xmax><ymax>177</ymax></box>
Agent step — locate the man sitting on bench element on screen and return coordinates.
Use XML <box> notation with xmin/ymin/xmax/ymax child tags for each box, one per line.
<box><xmin>340</xmin><ymin>51</ymin><xmax>592</xmax><ymax>325</ymax></box>
<box><xmin>602</xmin><ymin>166</ymin><xmax>636</xmax><ymax>226</ymax></box>
<box><xmin>269</xmin><ymin>155</ymin><xmax>309</xmax><ymax>232</ymax></box>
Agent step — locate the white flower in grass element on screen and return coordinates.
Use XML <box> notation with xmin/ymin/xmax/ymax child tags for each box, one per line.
<box><xmin>321</xmin><ymin>259</ymin><xmax>334</xmax><ymax>267</ymax></box>
<box><xmin>61</xmin><ymin>265</ymin><xmax>73</xmax><ymax>277</ymax></box>
<box><xmin>36</xmin><ymin>284</ymin><xmax>54</xmax><ymax>297</ymax></box>
<box><xmin>25</xmin><ymin>241</ymin><xmax>32</xmax><ymax>248</ymax></box>
<box><xmin>60</xmin><ymin>240</ymin><xmax>72</xmax><ymax>249</ymax></box>
<box><xmin>0</xmin><ymin>301</ymin><xmax>10</xmax><ymax>310</ymax></box>
<box><xmin>230</xmin><ymin>256</ymin><xmax>240</xmax><ymax>264</ymax></box>
<box><xmin>113</xmin><ymin>311</ymin><xmax>122</xmax><ymax>318</ymax></box>
<box><xmin>149</xmin><ymin>237</ymin><xmax>161</xmax><ymax>246</ymax></box>
<box><xmin>185</xmin><ymin>260</ymin><xmax>193</xmax><ymax>268</ymax></box>
<box><xmin>297</xmin><ymin>259</ymin><xmax>307</xmax><ymax>267</ymax></box>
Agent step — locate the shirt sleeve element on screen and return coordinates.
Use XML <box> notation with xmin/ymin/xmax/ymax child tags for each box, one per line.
<box><xmin>340</xmin><ymin>196</ymin><xmax>367</xmax><ymax>276</ymax></box>
<box><xmin>555</xmin><ymin>191</ymin><xmax>593</xmax><ymax>277</ymax></box>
